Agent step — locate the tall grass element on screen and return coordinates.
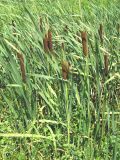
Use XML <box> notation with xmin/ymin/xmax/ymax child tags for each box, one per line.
<box><xmin>0</xmin><ymin>0</ymin><xmax>120</xmax><ymax>159</ymax></box>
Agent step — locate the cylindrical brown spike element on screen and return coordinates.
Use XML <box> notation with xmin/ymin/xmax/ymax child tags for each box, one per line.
<box><xmin>98</xmin><ymin>24</ymin><xmax>104</xmax><ymax>44</ymax></box>
<box><xmin>17</xmin><ymin>52</ymin><xmax>26</xmax><ymax>83</ymax></box>
<box><xmin>62</xmin><ymin>61</ymin><xmax>70</xmax><ymax>80</ymax></box>
<box><xmin>104</xmin><ymin>54</ymin><xmax>109</xmax><ymax>76</ymax></box>
<box><xmin>48</xmin><ymin>29</ymin><xmax>53</xmax><ymax>52</ymax></box>
<box><xmin>81</xmin><ymin>31</ymin><xmax>88</xmax><ymax>57</ymax></box>
<box><xmin>62</xmin><ymin>71</ymin><xmax>68</xmax><ymax>80</ymax></box>
<box><xmin>43</xmin><ymin>34</ymin><xmax>49</xmax><ymax>52</ymax></box>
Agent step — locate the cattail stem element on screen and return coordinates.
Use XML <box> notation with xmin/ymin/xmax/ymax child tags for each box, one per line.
<box><xmin>81</xmin><ymin>31</ymin><xmax>88</xmax><ymax>57</ymax></box>
<box><xmin>17</xmin><ymin>53</ymin><xmax>26</xmax><ymax>83</ymax></box>
<box><xmin>104</xmin><ymin>54</ymin><xmax>109</xmax><ymax>76</ymax></box>
<box><xmin>98</xmin><ymin>24</ymin><xmax>104</xmax><ymax>44</ymax></box>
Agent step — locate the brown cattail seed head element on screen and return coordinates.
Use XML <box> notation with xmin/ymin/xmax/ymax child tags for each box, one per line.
<box><xmin>81</xmin><ymin>31</ymin><xmax>88</xmax><ymax>57</ymax></box>
<box><xmin>62</xmin><ymin>61</ymin><xmax>70</xmax><ymax>80</ymax></box>
<box><xmin>98</xmin><ymin>24</ymin><xmax>104</xmax><ymax>44</ymax></box>
<box><xmin>104</xmin><ymin>54</ymin><xmax>109</xmax><ymax>76</ymax></box>
<box><xmin>17</xmin><ymin>52</ymin><xmax>26</xmax><ymax>83</ymax></box>
<box><xmin>48</xmin><ymin>29</ymin><xmax>53</xmax><ymax>52</ymax></box>
<box><xmin>43</xmin><ymin>34</ymin><xmax>49</xmax><ymax>52</ymax></box>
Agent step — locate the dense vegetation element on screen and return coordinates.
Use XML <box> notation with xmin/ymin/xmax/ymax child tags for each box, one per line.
<box><xmin>0</xmin><ymin>0</ymin><xmax>120</xmax><ymax>159</ymax></box>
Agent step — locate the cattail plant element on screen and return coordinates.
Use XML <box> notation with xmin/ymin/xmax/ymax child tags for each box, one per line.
<box><xmin>98</xmin><ymin>24</ymin><xmax>104</xmax><ymax>44</ymax></box>
<box><xmin>81</xmin><ymin>31</ymin><xmax>88</xmax><ymax>57</ymax></box>
<box><xmin>104</xmin><ymin>54</ymin><xmax>109</xmax><ymax>76</ymax></box>
<box><xmin>48</xmin><ymin>29</ymin><xmax>53</xmax><ymax>52</ymax></box>
<box><xmin>62</xmin><ymin>61</ymin><xmax>70</xmax><ymax>80</ymax></box>
<box><xmin>43</xmin><ymin>34</ymin><xmax>49</xmax><ymax>52</ymax></box>
<box><xmin>17</xmin><ymin>52</ymin><xmax>26</xmax><ymax>83</ymax></box>
<box><xmin>43</xmin><ymin>29</ymin><xmax>53</xmax><ymax>52</ymax></box>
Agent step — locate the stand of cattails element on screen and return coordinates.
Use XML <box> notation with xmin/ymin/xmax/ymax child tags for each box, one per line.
<box><xmin>104</xmin><ymin>54</ymin><xmax>109</xmax><ymax>76</ymax></box>
<box><xmin>98</xmin><ymin>24</ymin><xmax>104</xmax><ymax>44</ymax></box>
<box><xmin>62</xmin><ymin>61</ymin><xmax>70</xmax><ymax>80</ymax></box>
<box><xmin>43</xmin><ymin>29</ymin><xmax>53</xmax><ymax>52</ymax></box>
<box><xmin>81</xmin><ymin>31</ymin><xmax>88</xmax><ymax>57</ymax></box>
<box><xmin>17</xmin><ymin>52</ymin><xmax>26</xmax><ymax>83</ymax></box>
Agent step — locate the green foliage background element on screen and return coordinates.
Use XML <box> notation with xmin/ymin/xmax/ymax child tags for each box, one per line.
<box><xmin>0</xmin><ymin>0</ymin><xmax>120</xmax><ymax>159</ymax></box>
